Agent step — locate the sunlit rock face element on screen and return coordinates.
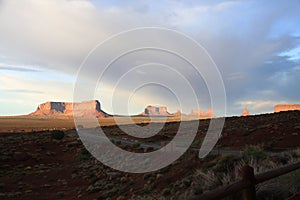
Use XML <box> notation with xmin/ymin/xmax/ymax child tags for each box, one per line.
<box><xmin>29</xmin><ymin>100</ymin><xmax>110</xmax><ymax>118</ymax></box>
<box><xmin>274</xmin><ymin>104</ymin><xmax>300</xmax><ymax>113</ymax></box>
<box><xmin>240</xmin><ymin>107</ymin><xmax>250</xmax><ymax>117</ymax></box>
<box><xmin>142</xmin><ymin>105</ymin><xmax>171</xmax><ymax>116</ymax></box>
<box><xmin>190</xmin><ymin>108</ymin><xmax>213</xmax><ymax>118</ymax></box>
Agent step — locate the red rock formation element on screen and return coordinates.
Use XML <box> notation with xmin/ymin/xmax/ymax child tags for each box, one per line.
<box><xmin>173</xmin><ymin>109</ymin><xmax>182</xmax><ymax>116</ymax></box>
<box><xmin>274</xmin><ymin>104</ymin><xmax>300</xmax><ymax>112</ymax></box>
<box><xmin>240</xmin><ymin>107</ymin><xmax>250</xmax><ymax>117</ymax></box>
<box><xmin>30</xmin><ymin>100</ymin><xmax>110</xmax><ymax>118</ymax></box>
<box><xmin>190</xmin><ymin>108</ymin><xmax>213</xmax><ymax>117</ymax></box>
<box><xmin>142</xmin><ymin>105</ymin><xmax>171</xmax><ymax>116</ymax></box>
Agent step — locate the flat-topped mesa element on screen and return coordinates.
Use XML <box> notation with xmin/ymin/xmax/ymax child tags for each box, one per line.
<box><xmin>142</xmin><ymin>105</ymin><xmax>171</xmax><ymax>116</ymax></box>
<box><xmin>190</xmin><ymin>108</ymin><xmax>213</xmax><ymax>118</ymax></box>
<box><xmin>30</xmin><ymin>100</ymin><xmax>110</xmax><ymax>118</ymax></box>
<box><xmin>274</xmin><ymin>104</ymin><xmax>300</xmax><ymax>113</ymax></box>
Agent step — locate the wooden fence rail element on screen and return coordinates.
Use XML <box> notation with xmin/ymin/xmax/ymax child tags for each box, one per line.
<box><xmin>190</xmin><ymin>160</ymin><xmax>300</xmax><ymax>200</ymax></box>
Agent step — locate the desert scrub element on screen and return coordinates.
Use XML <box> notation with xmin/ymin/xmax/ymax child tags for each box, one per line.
<box><xmin>132</xmin><ymin>142</ymin><xmax>140</xmax><ymax>148</ymax></box>
<box><xmin>0</xmin><ymin>183</ymin><xmax>5</xmax><ymax>189</ymax></box>
<box><xmin>143</xmin><ymin>173</ymin><xmax>152</xmax><ymax>180</ymax></box>
<box><xmin>56</xmin><ymin>191</ymin><xmax>64</xmax><ymax>197</ymax></box>
<box><xmin>158</xmin><ymin>165</ymin><xmax>171</xmax><ymax>174</ymax></box>
<box><xmin>50</xmin><ymin>130</ymin><xmax>65</xmax><ymax>140</ymax></box>
<box><xmin>243</xmin><ymin>145</ymin><xmax>266</xmax><ymax>162</ymax></box>
<box><xmin>104</xmin><ymin>187</ymin><xmax>119</xmax><ymax>198</ymax></box>
<box><xmin>77</xmin><ymin>148</ymin><xmax>92</xmax><ymax>162</ymax></box>
<box><xmin>129</xmin><ymin>195</ymin><xmax>154</xmax><ymax>200</ymax></box>
<box><xmin>144</xmin><ymin>146</ymin><xmax>154</xmax><ymax>152</ymax></box>
<box><xmin>182</xmin><ymin>178</ymin><xmax>192</xmax><ymax>188</ymax></box>
<box><xmin>294</xmin><ymin>126</ymin><xmax>300</xmax><ymax>130</ymax></box>
<box><xmin>191</xmin><ymin>139</ymin><xmax>202</xmax><ymax>147</ymax></box>
<box><xmin>243</xmin><ymin>128</ymin><xmax>257</xmax><ymax>136</ymax></box>
<box><xmin>194</xmin><ymin>170</ymin><xmax>220</xmax><ymax>191</ymax></box>
<box><xmin>214</xmin><ymin>154</ymin><xmax>241</xmax><ymax>174</ymax></box>
<box><xmin>46</xmin><ymin>151</ymin><xmax>55</xmax><ymax>156</ymax></box>
<box><xmin>143</xmin><ymin>183</ymin><xmax>151</xmax><ymax>194</ymax></box>
<box><xmin>162</xmin><ymin>188</ymin><xmax>171</xmax><ymax>196</ymax></box>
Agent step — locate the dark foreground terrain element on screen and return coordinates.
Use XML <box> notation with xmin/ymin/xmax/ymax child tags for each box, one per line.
<box><xmin>0</xmin><ymin>111</ymin><xmax>300</xmax><ymax>199</ymax></box>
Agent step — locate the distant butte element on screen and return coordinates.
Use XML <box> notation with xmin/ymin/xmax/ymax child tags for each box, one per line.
<box><xmin>28</xmin><ymin>100</ymin><xmax>214</xmax><ymax>118</ymax></box>
<box><xmin>29</xmin><ymin>100</ymin><xmax>110</xmax><ymax>118</ymax></box>
<box><xmin>190</xmin><ymin>108</ymin><xmax>213</xmax><ymax>118</ymax></box>
<box><xmin>274</xmin><ymin>104</ymin><xmax>300</xmax><ymax>113</ymax></box>
<box><xmin>240</xmin><ymin>107</ymin><xmax>250</xmax><ymax>117</ymax></box>
<box><xmin>141</xmin><ymin>105</ymin><xmax>172</xmax><ymax>116</ymax></box>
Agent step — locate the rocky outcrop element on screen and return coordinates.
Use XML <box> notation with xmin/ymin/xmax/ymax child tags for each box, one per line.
<box><xmin>30</xmin><ymin>100</ymin><xmax>110</xmax><ymax>118</ymax></box>
<box><xmin>142</xmin><ymin>105</ymin><xmax>171</xmax><ymax>116</ymax></box>
<box><xmin>173</xmin><ymin>110</ymin><xmax>182</xmax><ymax>116</ymax></box>
<box><xmin>274</xmin><ymin>104</ymin><xmax>300</xmax><ymax>113</ymax></box>
<box><xmin>240</xmin><ymin>107</ymin><xmax>250</xmax><ymax>117</ymax></box>
<box><xmin>190</xmin><ymin>108</ymin><xmax>213</xmax><ymax>118</ymax></box>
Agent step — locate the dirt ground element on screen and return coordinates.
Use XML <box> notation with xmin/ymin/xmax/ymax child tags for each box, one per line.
<box><xmin>0</xmin><ymin>111</ymin><xmax>299</xmax><ymax>199</ymax></box>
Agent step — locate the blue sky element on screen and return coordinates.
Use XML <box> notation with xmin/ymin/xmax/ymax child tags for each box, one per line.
<box><xmin>0</xmin><ymin>0</ymin><xmax>300</xmax><ymax>116</ymax></box>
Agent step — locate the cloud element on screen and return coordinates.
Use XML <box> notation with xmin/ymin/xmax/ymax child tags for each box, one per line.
<box><xmin>0</xmin><ymin>0</ymin><xmax>300</xmax><ymax>115</ymax></box>
<box><xmin>0</xmin><ymin>72</ymin><xmax>73</xmax><ymax>115</ymax></box>
<box><xmin>5</xmin><ymin>89</ymin><xmax>44</xmax><ymax>94</ymax></box>
<box><xmin>0</xmin><ymin>64</ymin><xmax>42</xmax><ymax>72</ymax></box>
<box><xmin>0</xmin><ymin>0</ymin><xmax>166</xmax><ymax>73</ymax></box>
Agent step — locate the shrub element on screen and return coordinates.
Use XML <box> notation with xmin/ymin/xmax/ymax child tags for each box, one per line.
<box><xmin>143</xmin><ymin>173</ymin><xmax>152</xmax><ymax>180</ymax></box>
<box><xmin>105</xmin><ymin>187</ymin><xmax>119</xmax><ymax>197</ymax></box>
<box><xmin>182</xmin><ymin>178</ymin><xmax>191</xmax><ymax>187</ymax></box>
<box><xmin>191</xmin><ymin>139</ymin><xmax>202</xmax><ymax>147</ymax></box>
<box><xmin>50</xmin><ymin>130</ymin><xmax>65</xmax><ymax>140</ymax></box>
<box><xmin>294</xmin><ymin>126</ymin><xmax>300</xmax><ymax>131</ymax></box>
<box><xmin>143</xmin><ymin>184</ymin><xmax>151</xmax><ymax>194</ymax></box>
<box><xmin>144</xmin><ymin>147</ymin><xmax>154</xmax><ymax>152</ymax></box>
<box><xmin>243</xmin><ymin>145</ymin><xmax>266</xmax><ymax>162</ymax></box>
<box><xmin>132</xmin><ymin>142</ymin><xmax>140</xmax><ymax>148</ymax></box>
<box><xmin>162</xmin><ymin>188</ymin><xmax>171</xmax><ymax>196</ymax></box>
<box><xmin>46</xmin><ymin>151</ymin><xmax>55</xmax><ymax>156</ymax></box>
<box><xmin>0</xmin><ymin>183</ymin><xmax>5</xmax><ymax>189</ymax></box>
<box><xmin>77</xmin><ymin>149</ymin><xmax>92</xmax><ymax>162</ymax></box>
<box><xmin>214</xmin><ymin>155</ymin><xmax>241</xmax><ymax>173</ymax></box>
<box><xmin>57</xmin><ymin>191</ymin><xmax>64</xmax><ymax>197</ymax></box>
<box><xmin>243</xmin><ymin>128</ymin><xmax>257</xmax><ymax>136</ymax></box>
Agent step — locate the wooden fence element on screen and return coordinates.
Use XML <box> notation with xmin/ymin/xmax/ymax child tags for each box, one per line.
<box><xmin>190</xmin><ymin>160</ymin><xmax>300</xmax><ymax>200</ymax></box>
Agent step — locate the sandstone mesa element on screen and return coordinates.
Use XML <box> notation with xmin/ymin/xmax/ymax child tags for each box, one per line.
<box><xmin>274</xmin><ymin>104</ymin><xmax>300</xmax><ymax>113</ymax></box>
<box><xmin>25</xmin><ymin>100</ymin><xmax>300</xmax><ymax>119</ymax></box>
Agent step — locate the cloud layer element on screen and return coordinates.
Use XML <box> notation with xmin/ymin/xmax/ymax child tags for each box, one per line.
<box><xmin>0</xmin><ymin>0</ymin><xmax>300</xmax><ymax>116</ymax></box>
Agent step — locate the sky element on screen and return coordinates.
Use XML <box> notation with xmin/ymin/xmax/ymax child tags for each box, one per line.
<box><xmin>0</xmin><ymin>0</ymin><xmax>300</xmax><ymax>116</ymax></box>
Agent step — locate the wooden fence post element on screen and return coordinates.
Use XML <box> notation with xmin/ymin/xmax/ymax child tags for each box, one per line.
<box><xmin>239</xmin><ymin>165</ymin><xmax>256</xmax><ymax>200</ymax></box>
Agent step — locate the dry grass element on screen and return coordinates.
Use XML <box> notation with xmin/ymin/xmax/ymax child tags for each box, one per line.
<box><xmin>190</xmin><ymin>147</ymin><xmax>300</xmax><ymax>199</ymax></box>
<box><xmin>0</xmin><ymin>115</ymin><xmax>208</xmax><ymax>132</ymax></box>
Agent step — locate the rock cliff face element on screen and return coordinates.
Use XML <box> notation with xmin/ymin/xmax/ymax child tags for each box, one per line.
<box><xmin>240</xmin><ymin>107</ymin><xmax>250</xmax><ymax>117</ymax></box>
<box><xmin>274</xmin><ymin>104</ymin><xmax>300</xmax><ymax>112</ymax></box>
<box><xmin>142</xmin><ymin>105</ymin><xmax>171</xmax><ymax>116</ymax></box>
<box><xmin>190</xmin><ymin>108</ymin><xmax>213</xmax><ymax>118</ymax></box>
<box><xmin>30</xmin><ymin>100</ymin><xmax>110</xmax><ymax>118</ymax></box>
